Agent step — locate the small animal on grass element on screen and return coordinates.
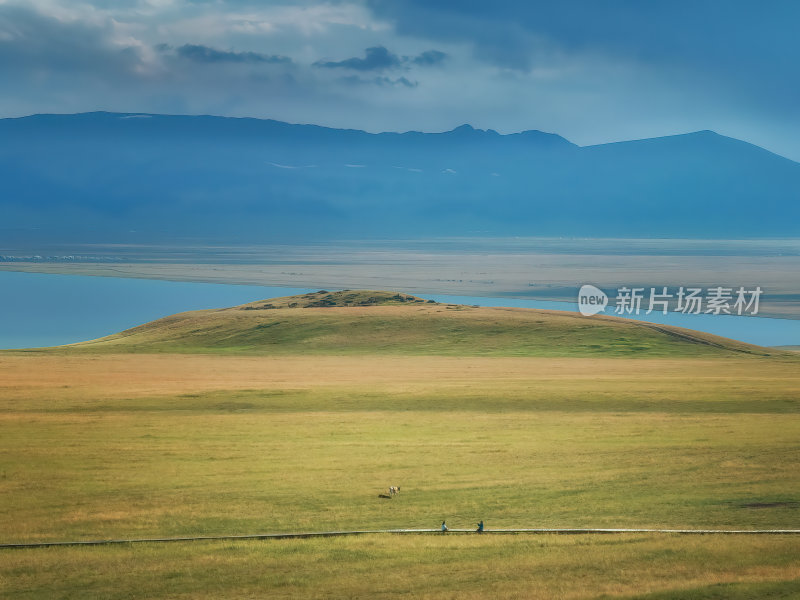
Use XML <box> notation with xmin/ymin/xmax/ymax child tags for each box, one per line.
<box><xmin>389</xmin><ymin>486</ymin><xmax>401</xmax><ymax>496</ymax></box>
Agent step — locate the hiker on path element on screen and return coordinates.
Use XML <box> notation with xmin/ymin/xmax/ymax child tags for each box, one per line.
<box><xmin>441</xmin><ymin>521</ymin><xmax>448</xmax><ymax>533</ymax></box>
<box><xmin>476</xmin><ymin>520</ymin><xmax>484</xmax><ymax>533</ymax></box>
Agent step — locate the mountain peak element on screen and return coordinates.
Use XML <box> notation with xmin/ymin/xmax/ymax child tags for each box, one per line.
<box><xmin>2</xmin><ymin>111</ymin><xmax>798</xmax><ymax>241</ymax></box>
<box><xmin>488</xmin><ymin>128</ymin><xmax>574</xmax><ymax>148</ymax></box>
<box><xmin>445</xmin><ymin>123</ymin><xmax>480</xmax><ymax>136</ymax></box>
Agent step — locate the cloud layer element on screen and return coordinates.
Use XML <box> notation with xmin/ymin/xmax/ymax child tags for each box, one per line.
<box><xmin>0</xmin><ymin>0</ymin><xmax>798</xmax><ymax>160</ymax></box>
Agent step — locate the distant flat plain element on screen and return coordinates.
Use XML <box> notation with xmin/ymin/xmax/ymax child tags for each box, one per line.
<box><xmin>2</xmin><ymin>237</ymin><xmax>799</xmax><ymax>318</ymax></box>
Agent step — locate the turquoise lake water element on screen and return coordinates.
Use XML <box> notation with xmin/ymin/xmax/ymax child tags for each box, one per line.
<box><xmin>0</xmin><ymin>271</ymin><xmax>798</xmax><ymax>349</ymax></box>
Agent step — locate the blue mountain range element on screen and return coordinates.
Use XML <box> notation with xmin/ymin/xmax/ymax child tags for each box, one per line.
<box><xmin>2</xmin><ymin>112</ymin><xmax>798</xmax><ymax>243</ymax></box>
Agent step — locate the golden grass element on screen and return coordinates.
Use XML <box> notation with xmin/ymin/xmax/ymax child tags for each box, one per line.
<box><xmin>2</xmin><ymin>351</ymin><xmax>799</xmax><ymax>597</ymax></box>
<box><xmin>2</xmin><ymin>353</ymin><xmax>797</xmax><ymax>405</ymax></box>
<box><xmin>2</xmin><ymin>535</ymin><xmax>799</xmax><ymax>599</ymax></box>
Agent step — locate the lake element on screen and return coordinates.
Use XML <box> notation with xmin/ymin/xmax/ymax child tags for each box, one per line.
<box><xmin>1</xmin><ymin>270</ymin><xmax>798</xmax><ymax>349</ymax></box>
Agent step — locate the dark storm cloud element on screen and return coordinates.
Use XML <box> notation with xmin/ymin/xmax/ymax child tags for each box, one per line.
<box><xmin>315</xmin><ymin>45</ymin><xmax>447</xmax><ymax>71</ymax></box>
<box><xmin>411</xmin><ymin>49</ymin><xmax>446</xmax><ymax>66</ymax></box>
<box><xmin>315</xmin><ymin>46</ymin><xmax>401</xmax><ymax>71</ymax></box>
<box><xmin>366</xmin><ymin>0</ymin><xmax>800</xmax><ymax>108</ymax></box>
<box><xmin>391</xmin><ymin>76</ymin><xmax>416</xmax><ymax>88</ymax></box>
<box><xmin>339</xmin><ymin>75</ymin><xmax>417</xmax><ymax>88</ymax></box>
<box><xmin>160</xmin><ymin>44</ymin><xmax>292</xmax><ymax>65</ymax></box>
<box><xmin>367</xmin><ymin>0</ymin><xmax>800</xmax><ymax>67</ymax></box>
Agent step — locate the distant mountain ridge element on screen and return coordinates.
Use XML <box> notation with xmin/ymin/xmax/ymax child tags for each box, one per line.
<box><xmin>1</xmin><ymin>111</ymin><xmax>798</xmax><ymax>243</ymax></box>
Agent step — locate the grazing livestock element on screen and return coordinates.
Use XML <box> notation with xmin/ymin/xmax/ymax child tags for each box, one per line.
<box><xmin>389</xmin><ymin>486</ymin><xmax>401</xmax><ymax>496</ymax></box>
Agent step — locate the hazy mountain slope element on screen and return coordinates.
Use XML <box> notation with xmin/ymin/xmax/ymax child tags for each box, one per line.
<box><xmin>2</xmin><ymin>112</ymin><xmax>798</xmax><ymax>243</ymax></box>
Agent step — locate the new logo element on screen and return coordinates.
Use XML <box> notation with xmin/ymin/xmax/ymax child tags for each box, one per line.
<box><xmin>578</xmin><ymin>284</ymin><xmax>608</xmax><ymax>316</ymax></box>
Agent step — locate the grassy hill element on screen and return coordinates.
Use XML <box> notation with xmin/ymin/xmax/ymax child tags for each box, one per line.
<box><xmin>4</xmin><ymin>289</ymin><xmax>799</xmax><ymax>598</ymax></box>
<box><xmin>65</xmin><ymin>289</ymin><xmax>776</xmax><ymax>357</ymax></box>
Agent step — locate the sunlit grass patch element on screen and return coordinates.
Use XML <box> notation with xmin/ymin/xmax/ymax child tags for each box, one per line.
<box><xmin>2</xmin><ymin>535</ymin><xmax>799</xmax><ymax>599</ymax></box>
<box><xmin>2</xmin><ymin>315</ymin><xmax>798</xmax><ymax>598</ymax></box>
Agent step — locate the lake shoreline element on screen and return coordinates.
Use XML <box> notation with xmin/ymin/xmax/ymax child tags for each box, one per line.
<box><xmin>1</xmin><ymin>269</ymin><xmax>799</xmax><ymax>350</ymax></box>
<box><xmin>2</xmin><ymin>255</ymin><xmax>799</xmax><ymax>320</ymax></box>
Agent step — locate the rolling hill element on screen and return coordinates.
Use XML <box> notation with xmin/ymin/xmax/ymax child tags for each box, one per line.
<box><xmin>2</xmin><ymin>112</ymin><xmax>799</xmax><ymax>244</ymax></box>
<box><xmin>65</xmin><ymin>290</ymin><xmax>777</xmax><ymax>357</ymax></box>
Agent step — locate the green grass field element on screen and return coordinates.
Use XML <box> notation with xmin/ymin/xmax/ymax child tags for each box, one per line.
<box><xmin>4</xmin><ymin>536</ymin><xmax>800</xmax><ymax>599</ymax></box>
<box><xmin>67</xmin><ymin>290</ymin><xmax>774</xmax><ymax>358</ymax></box>
<box><xmin>1</xmin><ymin>291</ymin><xmax>798</xmax><ymax>598</ymax></box>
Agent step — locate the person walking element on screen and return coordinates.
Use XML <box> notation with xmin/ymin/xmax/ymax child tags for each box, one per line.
<box><xmin>441</xmin><ymin>521</ymin><xmax>448</xmax><ymax>533</ymax></box>
<box><xmin>476</xmin><ymin>520</ymin><xmax>484</xmax><ymax>533</ymax></box>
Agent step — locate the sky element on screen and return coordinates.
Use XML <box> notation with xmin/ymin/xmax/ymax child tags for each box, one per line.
<box><xmin>1</xmin><ymin>0</ymin><xmax>799</xmax><ymax>160</ymax></box>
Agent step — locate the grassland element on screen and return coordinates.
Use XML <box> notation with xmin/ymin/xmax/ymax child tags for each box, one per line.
<box><xmin>4</xmin><ymin>536</ymin><xmax>800</xmax><ymax>599</ymax></box>
<box><xmin>64</xmin><ymin>290</ymin><xmax>775</xmax><ymax>357</ymax></box>
<box><xmin>1</xmin><ymin>291</ymin><xmax>799</xmax><ymax>598</ymax></box>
